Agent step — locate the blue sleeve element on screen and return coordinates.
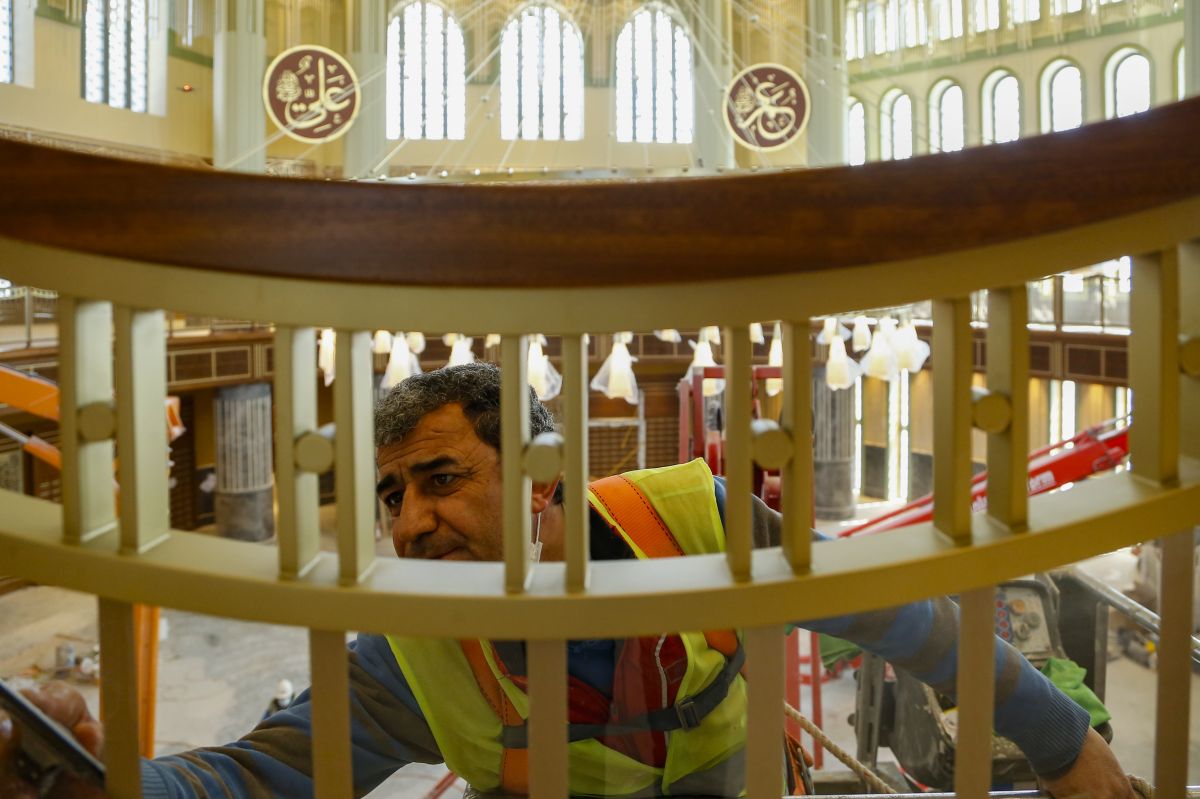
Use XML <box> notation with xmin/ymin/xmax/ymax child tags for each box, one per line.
<box><xmin>800</xmin><ymin>598</ymin><xmax>1091</xmax><ymax>776</ymax></box>
<box><xmin>140</xmin><ymin>634</ymin><xmax>443</xmax><ymax>798</ymax></box>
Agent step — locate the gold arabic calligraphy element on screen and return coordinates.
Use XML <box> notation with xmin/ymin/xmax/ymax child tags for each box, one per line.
<box><xmin>734</xmin><ymin>77</ymin><xmax>798</xmax><ymax>143</ymax></box>
<box><xmin>276</xmin><ymin>55</ymin><xmax>354</xmax><ymax>134</ymax></box>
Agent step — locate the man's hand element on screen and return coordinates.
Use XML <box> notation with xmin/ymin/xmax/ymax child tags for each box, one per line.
<box><xmin>1041</xmin><ymin>727</ymin><xmax>1135</xmax><ymax>799</ymax></box>
<box><xmin>0</xmin><ymin>682</ymin><xmax>105</xmax><ymax>799</ymax></box>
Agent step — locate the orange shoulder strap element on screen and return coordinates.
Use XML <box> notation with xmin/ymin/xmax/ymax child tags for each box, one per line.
<box><xmin>589</xmin><ymin>475</ymin><xmax>685</xmax><ymax>558</ymax></box>
<box><xmin>460</xmin><ymin>640</ymin><xmax>528</xmax><ymax>794</ymax></box>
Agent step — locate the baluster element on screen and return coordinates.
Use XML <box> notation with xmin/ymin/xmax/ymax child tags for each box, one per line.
<box><xmin>1131</xmin><ymin>248</ymin><xmax>1190</xmax><ymax>799</ymax></box>
<box><xmin>334</xmin><ymin>330</ymin><xmax>375</xmax><ymax>585</ymax></box>
<box><xmin>115</xmin><ymin>306</ymin><xmax>170</xmax><ymax>554</ymax></box>
<box><xmin>310</xmin><ymin>629</ymin><xmax>353</xmax><ymax>799</ymax></box>
<box><xmin>527</xmin><ymin>640</ymin><xmax>569</xmax><ymax>799</ymax></box>
<box><xmin>932</xmin><ymin>297</ymin><xmax>993</xmax><ymax>799</ymax></box>
<box><xmin>780</xmin><ymin>320</ymin><xmax>813</xmax><ymax>573</ymax></box>
<box><xmin>984</xmin><ymin>286</ymin><xmax>1028</xmax><ymax>530</ymax></box>
<box><xmin>98</xmin><ymin>598</ymin><xmax>141</xmax><ymax>798</ymax></box>
<box><xmin>723</xmin><ymin>324</ymin><xmax>752</xmax><ymax>583</ymax></box>
<box><xmin>59</xmin><ymin>297</ymin><xmax>116</xmax><ymax>544</ymax></box>
<box><xmin>275</xmin><ymin>327</ymin><xmax>324</xmax><ymax>579</ymax></box>
<box><xmin>743</xmin><ymin>626</ymin><xmax>785</xmax><ymax>799</ymax></box>
<box><xmin>501</xmin><ymin>335</ymin><xmax>531</xmax><ymax>594</ymax></box>
<box><xmin>563</xmin><ymin>334</ymin><xmax>590</xmax><ymax>593</ymax></box>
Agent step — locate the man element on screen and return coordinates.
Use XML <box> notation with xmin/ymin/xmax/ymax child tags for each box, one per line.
<box><xmin>6</xmin><ymin>363</ymin><xmax>1130</xmax><ymax>798</ymax></box>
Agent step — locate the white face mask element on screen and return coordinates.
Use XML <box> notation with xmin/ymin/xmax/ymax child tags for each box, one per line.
<box><xmin>529</xmin><ymin>512</ymin><xmax>543</xmax><ymax>564</ymax></box>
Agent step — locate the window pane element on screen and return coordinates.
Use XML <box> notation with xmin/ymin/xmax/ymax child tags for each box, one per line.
<box><xmin>541</xmin><ymin>9</ymin><xmax>561</xmax><ymax>141</ymax></box>
<box><xmin>615</xmin><ymin>26</ymin><xmax>634</xmax><ymax>141</ymax></box>
<box><xmin>403</xmin><ymin>2</ymin><xmax>424</xmax><ymax>138</ymax></box>
<box><xmin>561</xmin><ymin>16</ymin><xmax>583</xmax><ymax>140</ymax></box>
<box><xmin>1050</xmin><ymin>64</ymin><xmax>1082</xmax><ymax>131</ymax></box>
<box><xmin>633</xmin><ymin>9</ymin><xmax>653</xmax><ymax>142</ymax></box>
<box><xmin>674</xmin><ymin>25</ymin><xmax>693</xmax><ymax>143</ymax></box>
<box><xmin>386</xmin><ymin>17</ymin><xmax>402</xmax><ymax>139</ymax></box>
<box><xmin>519</xmin><ymin>9</ymin><xmax>540</xmax><ymax>139</ymax></box>
<box><xmin>84</xmin><ymin>0</ymin><xmax>107</xmax><ymax>102</ymax></box>
<box><xmin>992</xmin><ymin>75</ymin><xmax>1020</xmax><ymax>142</ymax></box>
<box><xmin>446</xmin><ymin>20</ymin><xmax>465</xmax><ymax>139</ymax></box>
<box><xmin>129</xmin><ymin>0</ymin><xmax>147</xmax><ymax>111</ymax></box>
<box><xmin>0</xmin><ymin>0</ymin><xmax>10</xmax><ymax>84</ymax></box>
<box><xmin>1178</xmin><ymin>46</ymin><xmax>1186</xmax><ymax>101</ymax></box>
<box><xmin>892</xmin><ymin>94</ymin><xmax>912</xmax><ymax>158</ymax></box>
<box><xmin>940</xmin><ymin>85</ymin><xmax>964</xmax><ymax>151</ymax></box>
<box><xmin>500</xmin><ymin>22</ymin><xmax>519</xmax><ymax>139</ymax></box>
<box><xmin>654</xmin><ymin>10</ymin><xmax>673</xmax><ymax>142</ymax></box>
<box><xmin>847</xmin><ymin>100</ymin><xmax>866</xmax><ymax>165</ymax></box>
<box><xmin>106</xmin><ymin>0</ymin><xmax>128</xmax><ymax>108</ymax></box>
<box><xmin>423</xmin><ymin>3</ymin><xmax>445</xmax><ymax>139</ymax></box>
<box><xmin>1114</xmin><ymin>53</ymin><xmax>1151</xmax><ymax>117</ymax></box>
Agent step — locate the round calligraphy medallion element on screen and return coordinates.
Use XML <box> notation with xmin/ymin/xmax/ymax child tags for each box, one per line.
<box><xmin>263</xmin><ymin>45</ymin><xmax>360</xmax><ymax>144</ymax></box>
<box><xmin>723</xmin><ymin>63</ymin><xmax>811</xmax><ymax>152</ymax></box>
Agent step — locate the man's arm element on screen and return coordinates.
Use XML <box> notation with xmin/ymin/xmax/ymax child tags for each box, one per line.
<box><xmin>139</xmin><ymin>634</ymin><xmax>442</xmax><ymax>799</ymax></box>
<box><xmin>748</xmin><ymin>492</ymin><xmax>1129</xmax><ymax>794</ymax></box>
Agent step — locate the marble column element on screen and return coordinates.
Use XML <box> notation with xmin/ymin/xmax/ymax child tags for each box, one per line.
<box><xmin>813</xmin><ymin>348</ymin><xmax>857</xmax><ymax>519</ymax></box>
<box><xmin>342</xmin><ymin>0</ymin><xmax>388</xmax><ymax>179</ymax></box>
<box><xmin>214</xmin><ymin>383</ymin><xmax>275</xmax><ymax>541</ymax></box>
<box><xmin>214</xmin><ymin>0</ymin><xmax>266</xmax><ymax>173</ymax></box>
<box><xmin>805</xmin><ymin>0</ymin><xmax>848</xmax><ymax>166</ymax></box>
<box><xmin>693</xmin><ymin>0</ymin><xmax>736</xmax><ymax>170</ymax></box>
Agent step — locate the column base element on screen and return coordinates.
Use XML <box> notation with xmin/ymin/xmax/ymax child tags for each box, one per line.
<box><xmin>815</xmin><ymin>458</ymin><xmax>855</xmax><ymax>520</ymax></box>
<box><xmin>216</xmin><ymin>487</ymin><xmax>275</xmax><ymax>541</ymax></box>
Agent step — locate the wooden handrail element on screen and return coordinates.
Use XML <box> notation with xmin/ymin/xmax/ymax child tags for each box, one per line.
<box><xmin>1</xmin><ymin>97</ymin><xmax>1199</xmax><ymax>289</ymax></box>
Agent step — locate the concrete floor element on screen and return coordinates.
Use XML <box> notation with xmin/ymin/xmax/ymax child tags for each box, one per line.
<box><xmin>2</xmin><ymin>501</ymin><xmax>1198</xmax><ymax>795</ymax></box>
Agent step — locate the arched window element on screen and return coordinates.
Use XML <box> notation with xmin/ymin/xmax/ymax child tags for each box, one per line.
<box><xmin>870</xmin><ymin>0</ymin><xmax>889</xmax><ymax>54</ymax></box>
<box><xmin>1010</xmin><ymin>0</ymin><xmax>1039</xmax><ymax>23</ymax></box>
<box><xmin>899</xmin><ymin>0</ymin><xmax>926</xmax><ymax>47</ymax></box>
<box><xmin>847</xmin><ymin>97</ymin><xmax>867</xmax><ymax>164</ymax></box>
<box><xmin>982</xmin><ymin>69</ymin><xmax>1020</xmax><ymax>143</ymax></box>
<box><xmin>386</xmin><ymin>1</ymin><xmax>466</xmax><ymax>141</ymax></box>
<box><xmin>934</xmin><ymin>0</ymin><xmax>963</xmax><ymax>39</ymax></box>
<box><xmin>1105</xmin><ymin>47</ymin><xmax>1151</xmax><ymax>118</ymax></box>
<box><xmin>880</xmin><ymin>88</ymin><xmax>913</xmax><ymax>159</ymax></box>
<box><xmin>845</xmin><ymin>0</ymin><xmax>865</xmax><ymax>59</ymax></box>
<box><xmin>1040</xmin><ymin>58</ymin><xmax>1082</xmax><ymax>131</ymax></box>
<box><xmin>500</xmin><ymin>3</ymin><xmax>584</xmax><ymax>141</ymax></box>
<box><xmin>614</xmin><ymin>4</ymin><xmax>693</xmax><ymax>144</ymax></box>
<box><xmin>973</xmin><ymin>0</ymin><xmax>999</xmax><ymax>32</ymax></box>
<box><xmin>929</xmin><ymin>79</ymin><xmax>964</xmax><ymax>152</ymax></box>
<box><xmin>1</xmin><ymin>0</ymin><xmax>12</xmax><ymax>83</ymax></box>
<box><xmin>1177</xmin><ymin>44</ymin><xmax>1186</xmax><ymax>101</ymax></box>
<box><xmin>83</xmin><ymin>0</ymin><xmax>149</xmax><ymax>110</ymax></box>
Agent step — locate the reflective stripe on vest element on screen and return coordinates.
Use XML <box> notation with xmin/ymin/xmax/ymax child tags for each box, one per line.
<box><xmin>386</xmin><ymin>458</ymin><xmax>746</xmax><ymax>795</ymax></box>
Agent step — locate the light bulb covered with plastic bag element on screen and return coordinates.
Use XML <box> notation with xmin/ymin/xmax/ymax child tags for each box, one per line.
<box><xmin>852</xmin><ymin>316</ymin><xmax>872</xmax><ymax>353</ymax></box>
<box><xmin>528</xmin><ymin>335</ymin><xmax>562</xmax><ymax>401</ymax></box>
<box><xmin>372</xmin><ymin>330</ymin><xmax>393</xmax><ymax>355</ymax></box>
<box><xmin>687</xmin><ymin>338</ymin><xmax>724</xmax><ymax>397</ymax></box>
<box><xmin>318</xmin><ymin>328</ymin><xmax>336</xmax><ymax>386</ymax></box>
<box><xmin>384</xmin><ymin>332</ymin><xmax>422</xmax><ymax>389</ymax></box>
<box><xmin>816</xmin><ymin>317</ymin><xmax>851</xmax><ymax>345</ymax></box>
<box><xmin>444</xmin><ymin>334</ymin><xmax>475</xmax><ymax>366</ymax></box>
<box><xmin>893</xmin><ymin>320</ymin><xmax>930</xmax><ymax>372</ymax></box>
<box><xmin>749</xmin><ymin>322</ymin><xmax>765</xmax><ymax>344</ymax></box>
<box><xmin>591</xmin><ymin>333</ymin><xmax>638</xmax><ymax>404</ymax></box>
<box><xmin>654</xmin><ymin>329</ymin><xmax>682</xmax><ymax>343</ymax></box>
<box><xmin>406</xmin><ymin>332</ymin><xmax>426</xmax><ymax>354</ymax></box>
<box><xmin>824</xmin><ymin>336</ymin><xmax>859</xmax><ymax>390</ymax></box>
<box><xmin>860</xmin><ymin>318</ymin><xmax>898</xmax><ymax>381</ymax></box>
<box><xmin>766</xmin><ymin>322</ymin><xmax>784</xmax><ymax>397</ymax></box>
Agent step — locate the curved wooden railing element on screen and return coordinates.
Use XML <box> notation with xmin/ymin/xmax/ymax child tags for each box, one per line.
<box><xmin>0</xmin><ymin>98</ymin><xmax>1197</xmax><ymax>799</ymax></box>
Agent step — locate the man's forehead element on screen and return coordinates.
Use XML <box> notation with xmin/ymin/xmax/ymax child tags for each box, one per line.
<box><xmin>377</xmin><ymin>404</ymin><xmax>489</xmax><ymax>468</ymax></box>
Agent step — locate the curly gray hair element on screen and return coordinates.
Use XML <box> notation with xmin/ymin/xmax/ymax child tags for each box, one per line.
<box><xmin>374</xmin><ymin>362</ymin><xmax>555</xmax><ymax>452</ymax></box>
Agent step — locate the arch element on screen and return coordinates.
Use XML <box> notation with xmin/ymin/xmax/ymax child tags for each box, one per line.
<box><xmin>614</xmin><ymin>3</ymin><xmax>694</xmax><ymax>144</ymax></box>
<box><xmin>928</xmin><ymin>77</ymin><xmax>964</xmax><ymax>152</ymax></box>
<box><xmin>500</xmin><ymin>2</ymin><xmax>584</xmax><ymax>141</ymax></box>
<box><xmin>386</xmin><ymin>0</ymin><xmax>466</xmax><ymax>141</ymax></box>
<box><xmin>1104</xmin><ymin>45</ymin><xmax>1152</xmax><ymax>118</ymax></box>
<box><xmin>880</xmin><ymin>87</ymin><xmax>913</xmax><ymax>159</ymax></box>
<box><xmin>981</xmin><ymin>67</ymin><xmax>1021</xmax><ymax>143</ymax></box>
<box><xmin>82</xmin><ymin>0</ymin><xmax>149</xmax><ymax>111</ymax></box>
<box><xmin>847</xmin><ymin>96</ymin><xmax>867</xmax><ymax>164</ymax></box>
<box><xmin>1039</xmin><ymin>57</ymin><xmax>1084</xmax><ymax>132</ymax></box>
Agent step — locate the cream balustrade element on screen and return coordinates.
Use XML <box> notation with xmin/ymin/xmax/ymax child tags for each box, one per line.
<box><xmin>0</xmin><ymin>104</ymin><xmax>1199</xmax><ymax>799</ymax></box>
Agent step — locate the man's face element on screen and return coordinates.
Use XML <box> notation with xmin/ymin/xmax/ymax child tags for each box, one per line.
<box><xmin>375</xmin><ymin>403</ymin><xmax>504</xmax><ymax>561</ymax></box>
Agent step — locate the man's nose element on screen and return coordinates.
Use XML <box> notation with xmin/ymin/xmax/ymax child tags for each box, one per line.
<box><xmin>392</xmin><ymin>492</ymin><xmax>437</xmax><ymax>556</ymax></box>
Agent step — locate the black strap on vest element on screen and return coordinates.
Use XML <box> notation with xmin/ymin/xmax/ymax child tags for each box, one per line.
<box><xmin>499</xmin><ymin>644</ymin><xmax>745</xmax><ymax>749</ymax></box>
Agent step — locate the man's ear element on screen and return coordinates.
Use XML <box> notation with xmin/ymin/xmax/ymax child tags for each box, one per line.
<box><xmin>531</xmin><ymin>477</ymin><xmax>561</xmax><ymax>514</ymax></box>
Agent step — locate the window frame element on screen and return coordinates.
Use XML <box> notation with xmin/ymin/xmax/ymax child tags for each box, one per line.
<box><xmin>499</xmin><ymin>1</ymin><xmax>585</xmax><ymax>142</ymax></box>
<box><xmin>1039</xmin><ymin>57</ymin><xmax>1085</xmax><ymax>132</ymax></box>
<box><xmin>981</xmin><ymin>67</ymin><xmax>1021</xmax><ymax>144</ymax></box>
<box><xmin>879</xmin><ymin>87</ymin><xmax>913</xmax><ymax>160</ymax></box>
<box><xmin>928</xmin><ymin>77</ymin><xmax>965</xmax><ymax>153</ymax></box>
<box><xmin>847</xmin><ymin>95</ymin><xmax>867</xmax><ymax>164</ymax></box>
<box><xmin>613</xmin><ymin>2</ymin><xmax>695</xmax><ymax>145</ymax></box>
<box><xmin>1104</xmin><ymin>45</ymin><xmax>1153</xmax><ymax>119</ymax></box>
<box><xmin>385</xmin><ymin>0</ymin><xmax>467</xmax><ymax>142</ymax></box>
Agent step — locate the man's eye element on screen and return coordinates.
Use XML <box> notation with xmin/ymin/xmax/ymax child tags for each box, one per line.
<box><xmin>382</xmin><ymin>491</ymin><xmax>404</xmax><ymax>509</ymax></box>
<box><xmin>431</xmin><ymin>473</ymin><xmax>457</xmax><ymax>488</ymax></box>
